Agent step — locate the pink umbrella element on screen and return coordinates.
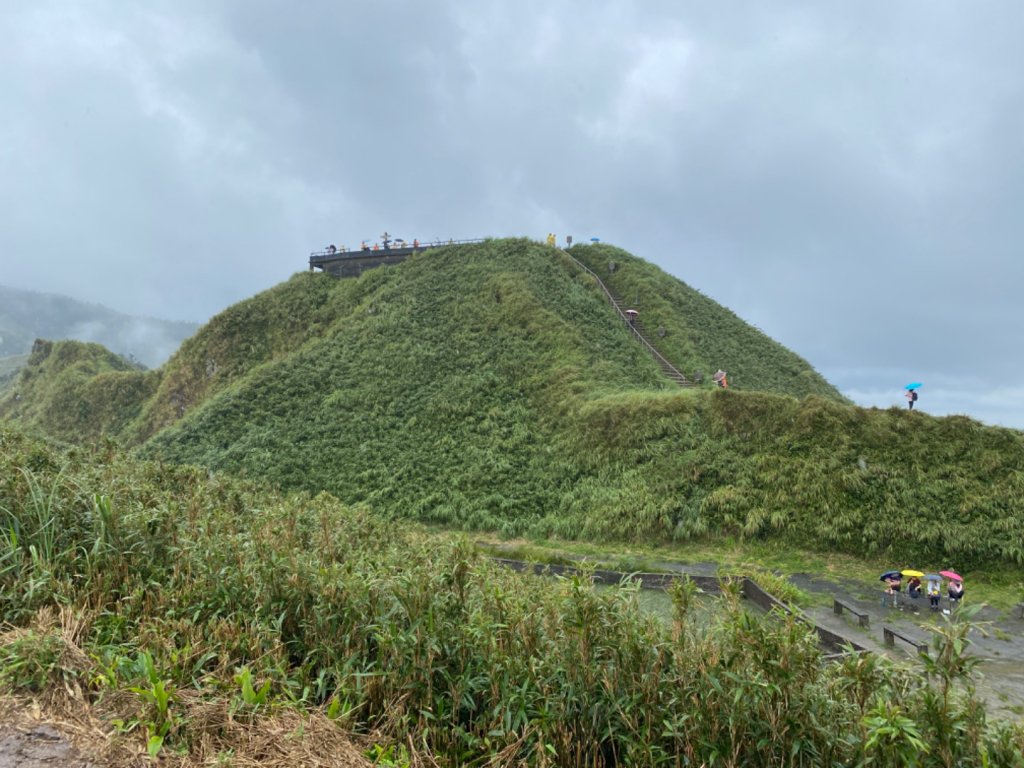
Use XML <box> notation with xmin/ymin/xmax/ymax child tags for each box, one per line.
<box><xmin>939</xmin><ymin>570</ymin><xmax>963</xmax><ymax>581</ymax></box>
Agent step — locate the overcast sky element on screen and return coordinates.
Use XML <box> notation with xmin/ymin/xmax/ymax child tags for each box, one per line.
<box><xmin>2</xmin><ymin>1</ymin><xmax>1022</xmax><ymax>428</ymax></box>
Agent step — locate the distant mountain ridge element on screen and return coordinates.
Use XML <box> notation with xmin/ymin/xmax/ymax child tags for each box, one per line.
<box><xmin>0</xmin><ymin>284</ymin><xmax>198</xmax><ymax>368</ymax></box>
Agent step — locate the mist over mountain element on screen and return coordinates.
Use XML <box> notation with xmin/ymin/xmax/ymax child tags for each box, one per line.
<box><xmin>0</xmin><ymin>284</ymin><xmax>198</xmax><ymax>368</ymax></box>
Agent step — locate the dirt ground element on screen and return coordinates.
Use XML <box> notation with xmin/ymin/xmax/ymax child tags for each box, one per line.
<box><xmin>0</xmin><ymin>700</ymin><xmax>103</xmax><ymax>768</ymax></box>
<box><xmin>0</xmin><ymin>696</ymin><xmax>374</xmax><ymax>768</ymax></box>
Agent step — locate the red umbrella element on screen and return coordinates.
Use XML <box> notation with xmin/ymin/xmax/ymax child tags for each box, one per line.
<box><xmin>939</xmin><ymin>570</ymin><xmax>963</xmax><ymax>581</ymax></box>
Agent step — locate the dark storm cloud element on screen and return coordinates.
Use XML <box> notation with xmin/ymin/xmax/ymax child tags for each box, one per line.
<box><xmin>2</xmin><ymin>1</ymin><xmax>1022</xmax><ymax>425</ymax></box>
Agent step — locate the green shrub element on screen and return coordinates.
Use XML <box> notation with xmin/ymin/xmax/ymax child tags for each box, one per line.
<box><xmin>1</xmin><ymin>427</ymin><xmax>1022</xmax><ymax>765</ymax></box>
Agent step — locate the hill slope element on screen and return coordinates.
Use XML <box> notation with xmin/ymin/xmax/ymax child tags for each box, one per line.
<box><xmin>0</xmin><ymin>284</ymin><xmax>198</xmax><ymax>367</ymax></box>
<box><xmin>2</xmin><ymin>238</ymin><xmax>1023</xmax><ymax>570</ymax></box>
<box><xmin>569</xmin><ymin>244</ymin><xmax>842</xmax><ymax>399</ymax></box>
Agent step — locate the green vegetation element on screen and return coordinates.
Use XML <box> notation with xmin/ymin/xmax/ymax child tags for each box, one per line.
<box><xmin>568</xmin><ymin>243</ymin><xmax>844</xmax><ymax>400</ymax></box>
<box><xmin>1</xmin><ymin>426</ymin><xmax>1021</xmax><ymax>766</ymax></box>
<box><xmin>0</xmin><ymin>340</ymin><xmax>156</xmax><ymax>444</ymax></box>
<box><xmin>2</xmin><ymin>239</ymin><xmax>1024</xmax><ymax>573</ymax></box>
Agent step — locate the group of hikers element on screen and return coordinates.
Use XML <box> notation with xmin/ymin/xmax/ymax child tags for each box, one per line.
<box><xmin>323</xmin><ymin>232</ymin><xmax>451</xmax><ymax>254</ymax></box>
<box><xmin>882</xmin><ymin>569</ymin><xmax>963</xmax><ymax>613</ymax></box>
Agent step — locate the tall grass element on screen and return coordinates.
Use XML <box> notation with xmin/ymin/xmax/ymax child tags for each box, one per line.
<box><xmin>1</xmin><ymin>426</ymin><xmax>1021</xmax><ymax>766</ymax></box>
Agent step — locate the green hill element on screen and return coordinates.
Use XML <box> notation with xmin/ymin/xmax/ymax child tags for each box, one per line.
<box><xmin>570</xmin><ymin>244</ymin><xmax>843</xmax><ymax>399</ymax></box>
<box><xmin>0</xmin><ymin>340</ymin><xmax>155</xmax><ymax>443</ymax></box>
<box><xmin>2</xmin><ymin>238</ymin><xmax>1023</xmax><ymax>570</ymax></box>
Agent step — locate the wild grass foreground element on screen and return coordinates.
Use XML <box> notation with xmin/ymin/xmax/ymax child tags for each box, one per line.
<box><xmin>1</xmin><ymin>427</ymin><xmax>1022</xmax><ymax>766</ymax></box>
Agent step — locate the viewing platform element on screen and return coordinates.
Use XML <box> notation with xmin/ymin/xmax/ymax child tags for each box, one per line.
<box><xmin>309</xmin><ymin>238</ymin><xmax>484</xmax><ymax>278</ymax></box>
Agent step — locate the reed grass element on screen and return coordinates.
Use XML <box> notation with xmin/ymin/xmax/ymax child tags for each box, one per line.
<box><xmin>1</xmin><ymin>426</ymin><xmax>1021</xmax><ymax>766</ymax></box>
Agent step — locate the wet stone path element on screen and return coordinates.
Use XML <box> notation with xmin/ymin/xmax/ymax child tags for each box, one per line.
<box><xmin>0</xmin><ymin>724</ymin><xmax>94</xmax><ymax>768</ymax></box>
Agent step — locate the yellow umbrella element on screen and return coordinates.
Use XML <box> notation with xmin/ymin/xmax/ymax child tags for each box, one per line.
<box><xmin>901</xmin><ymin>569</ymin><xmax>925</xmax><ymax>578</ymax></box>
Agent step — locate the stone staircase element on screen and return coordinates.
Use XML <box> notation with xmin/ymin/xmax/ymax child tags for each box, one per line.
<box><xmin>558</xmin><ymin>250</ymin><xmax>690</xmax><ymax>387</ymax></box>
<box><xmin>603</xmin><ymin>286</ymin><xmax>690</xmax><ymax>387</ymax></box>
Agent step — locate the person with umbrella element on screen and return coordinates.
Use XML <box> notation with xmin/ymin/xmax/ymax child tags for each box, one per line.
<box><xmin>880</xmin><ymin>570</ymin><xmax>902</xmax><ymax>607</ymax></box>
<box><xmin>713</xmin><ymin>370</ymin><xmax>729</xmax><ymax>389</ymax></box>
<box><xmin>905</xmin><ymin>383</ymin><xmax>921</xmax><ymax>410</ymax></box>
<box><xmin>942</xmin><ymin>570</ymin><xmax>964</xmax><ymax>609</ymax></box>
<box><xmin>925</xmin><ymin>574</ymin><xmax>942</xmax><ymax>611</ymax></box>
<box><xmin>903</xmin><ymin>569</ymin><xmax>923</xmax><ymax>600</ymax></box>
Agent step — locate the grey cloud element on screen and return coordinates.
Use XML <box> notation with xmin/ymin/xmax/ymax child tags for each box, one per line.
<box><xmin>2</xmin><ymin>0</ymin><xmax>1023</xmax><ymax>426</ymax></box>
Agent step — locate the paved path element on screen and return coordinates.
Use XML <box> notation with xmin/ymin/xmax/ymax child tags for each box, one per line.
<box><xmin>792</xmin><ymin>571</ymin><xmax>1024</xmax><ymax>717</ymax></box>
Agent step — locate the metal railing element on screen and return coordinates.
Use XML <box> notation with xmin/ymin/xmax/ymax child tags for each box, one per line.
<box><xmin>310</xmin><ymin>238</ymin><xmax>486</xmax><ymax>261</ymax></box>
<box><xmin>559</xmin><ymin>250</ymin><xmax>691</xmax><ymax>386</ymax></box>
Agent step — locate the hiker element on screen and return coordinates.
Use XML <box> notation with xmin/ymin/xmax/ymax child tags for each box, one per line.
<box><xmin>713</xmin><ymin>370</ymin><xmax>729</xmax><ymax>389</ymax></box>
<box><xmin>948</xmin><ymin>579</ymin><xmax>964</xmax><ymax>608</ymax></box>
<box><xmin>907</xmin><ymin>576</ymin><xmax>922</xmax><ymax>600</ymax></box>
<box><xmin>413</xmin><ymin>238</ymin><xmax>419</xmax><ymax>249</ymax></box>
<box><xmin>926</xmin><ymin>578</ymin><xmax>941</xmax><ymax>611</ymax></box>
<box><xmin>906</xmin><ymin>389</ymin><xmax>918</xmax><ymax>410</ymax></box>
<box><xmin>361</xmin><ymin>241</ymin><xmax>369</xmax><ymax>251</ymax></box>
<box><xmin>883</xmin><ymin>575</ymin><xmax>901</xmax><ymax>608</ymax></box>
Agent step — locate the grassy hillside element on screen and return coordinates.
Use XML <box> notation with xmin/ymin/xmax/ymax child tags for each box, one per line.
<box><xmin>569</xmin><ymin>244</ymin><xmax>843</xmax><ymax>399</ymax></box>
<box><xmin>563</xmin><ymin>389</ymin><xmax>1024</xmax><ymax>571</ymax></box>
<box><xmin>0</xmin><ymin>340</ymin><xmax>155</xmax><ymax>444</ymax></box>
<box><xmin>0</xmin><ymin>284</ymin><xmax>197</xmax><ymax>367</ymax></box>
<box><xmin>142</xmin><ymin>239</ymin><xmax>669</xmax><ymax>525</ymax></box>
<box><xmin>2</xmin><ymin>238</ymin><xmax>1023</xmax><ymax>571</ymax></box>
<box><xmin>1</xmin><ymin>426</ymin><xmax>1020</xmax><ymax>765</ymax></box>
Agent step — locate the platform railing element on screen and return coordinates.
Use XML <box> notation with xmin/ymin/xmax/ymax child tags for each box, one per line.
<box><xmin>310</xmin><ymin>238</ymin><xmax>487</xmax><ymax>261</ymax></box>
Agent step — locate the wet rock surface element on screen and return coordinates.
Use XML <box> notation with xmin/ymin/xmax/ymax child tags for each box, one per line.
<box><xmin>0</xmin><ymin>724</ymin><xmax>94</xmax><ymax>768</ymax></box>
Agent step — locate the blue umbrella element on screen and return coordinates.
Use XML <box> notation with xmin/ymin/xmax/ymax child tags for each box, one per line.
<box><xmin>590</xmin><ymin>237</ymin><xmax>601</xmax><ymax>242</ymax></box>
<box><xmin>879</xmin><ymin>570</ymin><xmax>901</xmax><ymax>581</ymax></box>
<box><xmin>905</xmin><ymin>382</ymin><xmax>923</xmax><ymax>390</ymax></box>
